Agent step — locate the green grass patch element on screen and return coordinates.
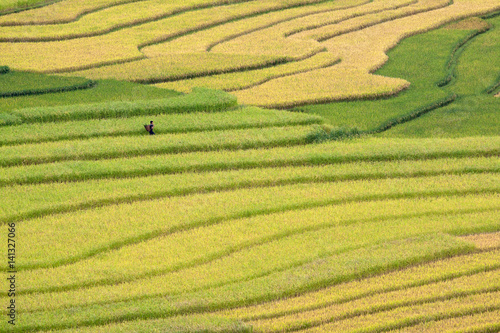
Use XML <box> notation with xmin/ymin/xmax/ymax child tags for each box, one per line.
<box><xmin>0</xmin><ymin>0</ymin><xmax>58</xmax><ymax>13</ymax></box>
<box><xmin>0</xmin><ymin>69</ymin><xmax>96</xmax><ymax>98</ymax></box>
<box><xmin>295</xmin><ymin>28</ymin><xmax>471</xmax><ymax>132</ymax></box>
<box><xmin>381</xmin><ymin>14</ymin><xmax>500</xmax><ymax>138</ymax></box>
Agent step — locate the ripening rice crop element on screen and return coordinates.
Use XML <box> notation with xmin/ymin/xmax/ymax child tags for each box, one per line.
<box><xmin>320</xmin><ymin>0</ymin><xmax>500</xmax><ymax>74</ymax></box>
<box><xmin>0</xmin><ymin>234</ymin><xmax>473</xmax><ymax>332</ymax></box>
<box><xmin>1</xmin><ymin>0</ymin><xmax>498</xmax><ymax>106</ymax></box>
<box><xmin>0</xmin><ymin>0</ymin><xmax>52</xmax><ymax>13</ymax></box>
<box><xmin>0</xmin><ymin>0</ymin><xmax>257</xmax><ymax>41</ymax></box>
<box><xmin>0</xmin><ymin>106</ymin><xmax>322</xmax><ymax>145</ymax></box>
<box><xmin>300</xmin><ymin>291</ymin><xmax>500</xmax><ymax>332</ymax></box>
<box><xmin>0</xmin><ymin>0</ymin><xmax>144</xmax><ymax>25</ymax></box>
<box><xmin>299</xmin><ymin>0</ymin><xmax>451</xmax><ymax>42</ymax></box>
<box><xmin>1</xmin><ymin>136</ymin><xmax>498</xmax><ymax>188</ymax></box>
<box><xmin>67</xmin><ymin>53</ymin><xmax>285</xmax><ymax>83</ymax></box>
<box><xmin>140</xmin><ymin>1</ymin><xmax>329</xmax><ymax>56</ymax></box>
<box><xmin>393</xmin><ymin>308</ymin><xmax>500</xmax><ymax>332</ymax></box>
<box><xmin>0</xmin><ymin>69</ymin><xmax>91</xmax><ymax>95</ymax></box>
<box><xmin>0</xmin><ymin>124</ymin><xmax>314</xmax><ymax>166</ymax></box>
<box><xmin>219</xmin><ymin>249</ymin><xmax>500</xmax><ymax>320</ymax></box>
<box><xmin>232</xmin><ymin>66</ymin><xmax>410</xmax><ymax>108</ymax></box>
<box><xmin>13</xmin><ymin>173</ymin><xmax>500</xmax><ymax>270</ymax></box>
<box><xmin>14</xmin><ymin>196</ymin><xmax>499</xmax><ymax>295</ymax></box>
<box><xmin>0</xmin><ymin>0</ymin><xmax>329</xmax><ymax>72</ymax></box>
<box><xmin>245</xmin><ymin>269</ymin><xmax>500</xmax><ymax>332</ymax></box>
<box><xmin>154</xmin><ymin>51</ymin><xmax>340</xmax><ymax>92</ymax></box>
<box><xmin>378</xmin><ymin>14</ymin><xmax>500</xmax><ymax>138</ymax></box>
<box><xmin>0</xmin><ymin>156</ymin><xmax>497</xmax><ymax>229</ymax></box>
<box><xmin>141</xmin><ymin>0</ymin><xmax>371</xmax><ymax>57</ymax></box>
<box><xmin>0</xmin><ymin>88</ymin><xmax>236</xmax><ymax>125</ymax></box>
<box><xmin>231</xmin><ymin>0</ymin><xmax>499</xmax><ymax>107</ymax></box>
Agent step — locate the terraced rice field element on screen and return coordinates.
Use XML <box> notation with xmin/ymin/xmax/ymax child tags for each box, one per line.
<box><xmin>1</xmin><ymin>0</ymin><xmax>499</xmax><ymax>105</ymax></box>
<box><xmin>0</xmin><ymin>0</ymin><xmax>499</xmax><ymax>332</ymax></box>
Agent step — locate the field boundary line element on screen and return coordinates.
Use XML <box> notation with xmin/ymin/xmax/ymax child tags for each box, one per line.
<box><xmin>14</xmin><ymin>206</ymin><xmax>499</xmax><ymax>295</ymax></box>
<box><xmin>7</xmin><ymin>189</ymin><xmax>499</xmax><ymax>271</ymax></box>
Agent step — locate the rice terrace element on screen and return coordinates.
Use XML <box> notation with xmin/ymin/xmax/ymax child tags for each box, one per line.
<box><xmin>0</xmin><ymin>0</ymin><xmax>499</xmax><ymax>331</ymax></box>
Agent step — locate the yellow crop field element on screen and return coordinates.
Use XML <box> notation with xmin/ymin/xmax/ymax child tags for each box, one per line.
<box><xmin>140</xmin><ymin>0</ymin><xmax>371</xmax><ymax>56</ymax></box>
<box><xmin>0</xmin><ymin>0</ymin><xmax>258</xmax><ymax>41</ymax></box>
<box><xmin>0</xmin><ymin>0</ymin><xmax>147</xmax><ymax>25</ymax></box>
<box><xmin>233</xmin><ymin>0</ymin><xmax>500</xmax><ymax>106</ymax></box>
<box><xmin>1</xmin><ymin>0</ymin><xmax>498</xmax><ymax>103</ymax></box>
<box><xmin>154</xmin><ymin>51</ymin><xmax>340</xmax><ymax>92</ymax></box>
<box><xmin>68</xmin><ymin>53</ymin><xmax>283</xmax><ymax>82</ymax></box>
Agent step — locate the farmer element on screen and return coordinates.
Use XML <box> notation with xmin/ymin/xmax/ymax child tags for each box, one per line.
<box><xmin>145</xmin><ymin>120</ymin><xmax>155</xmax><ymax>135</ymax></box>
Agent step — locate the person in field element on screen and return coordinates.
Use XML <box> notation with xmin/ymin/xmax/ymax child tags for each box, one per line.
<box><xmin>144</xmin><ymin>120</ymin><xmax>155</xmax><ymax>135</ymax></box>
